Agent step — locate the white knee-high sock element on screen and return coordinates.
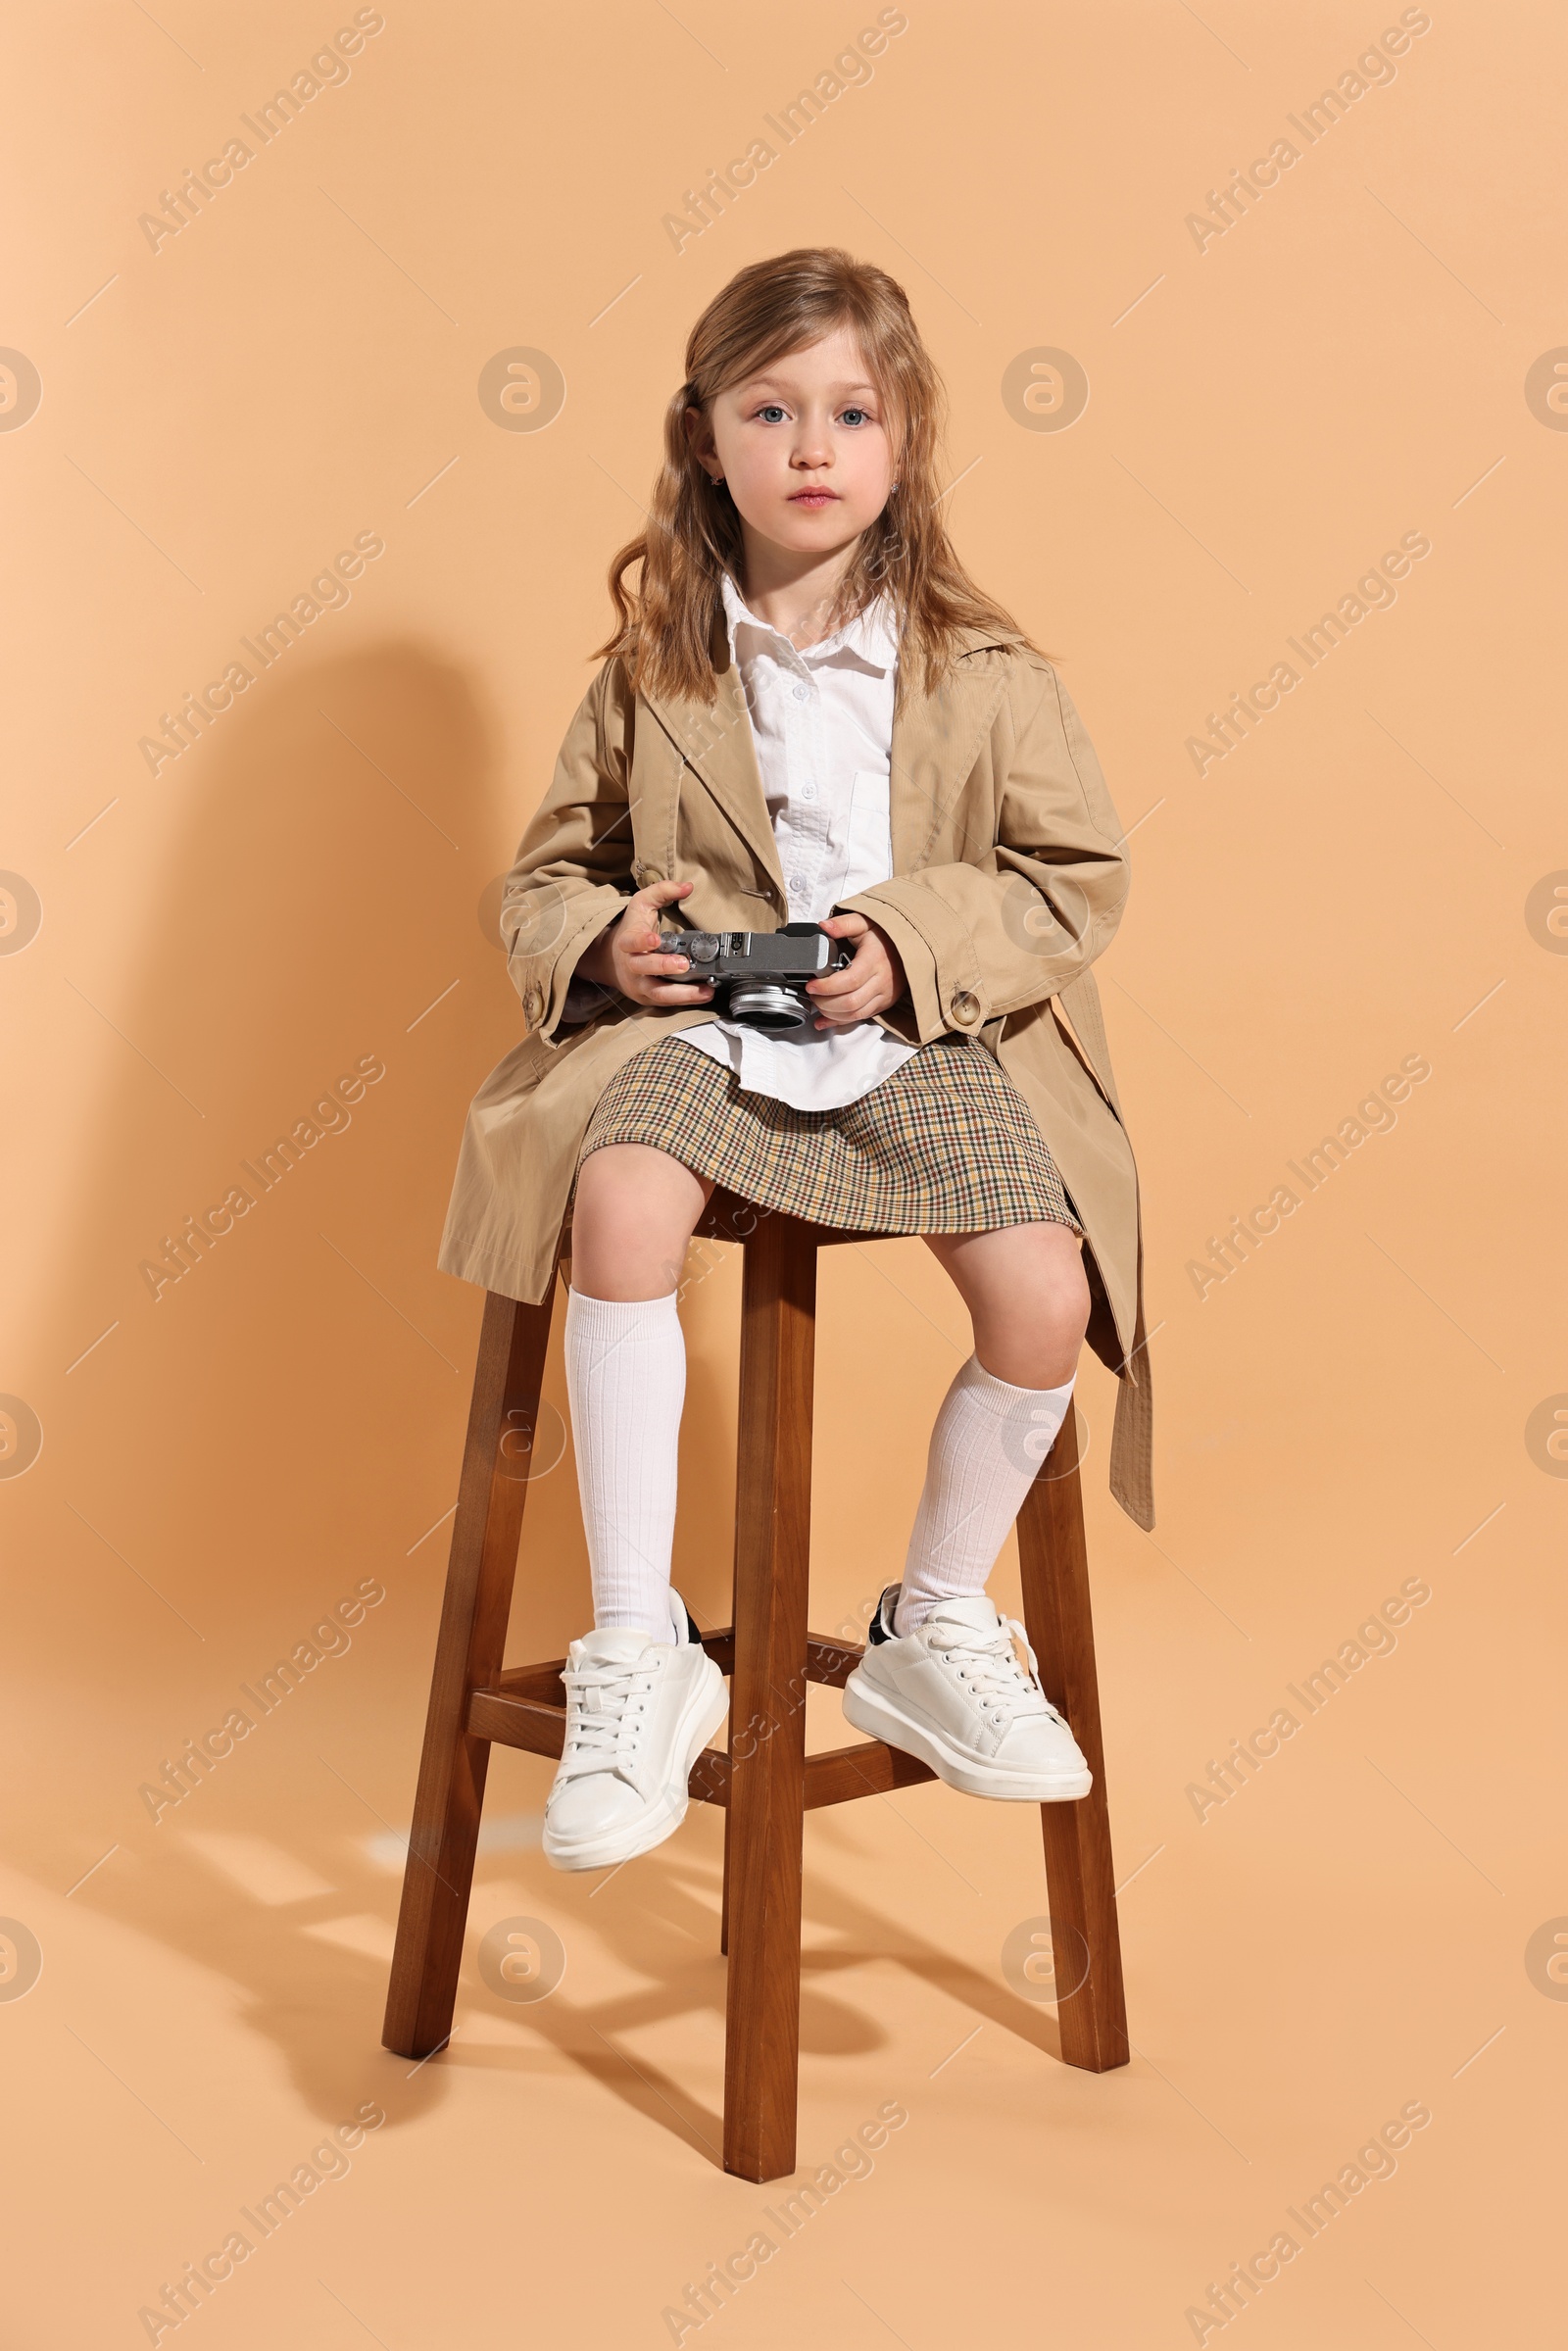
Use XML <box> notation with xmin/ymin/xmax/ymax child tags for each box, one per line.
<box><xmin>895</xmin><ymin>1354</ymin><xmax>1076</xmax><ymax>1637</ymax></box>
<box><xmin>564</xmin><ymin>1287</ymin><xmax>685</xmax><ymax>1641</ymax></box>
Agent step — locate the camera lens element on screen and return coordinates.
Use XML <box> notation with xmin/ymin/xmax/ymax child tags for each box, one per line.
<box><xmin>727</xmin><ymin>982</ymin><xmax>808</xmax><ymax>1031</ymax></box>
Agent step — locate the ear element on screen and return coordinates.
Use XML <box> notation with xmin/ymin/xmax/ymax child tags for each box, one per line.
<box><xmin>680</xmin><ymin>404</ymin><xmax>718</xmax><ymax>477</ymax></box>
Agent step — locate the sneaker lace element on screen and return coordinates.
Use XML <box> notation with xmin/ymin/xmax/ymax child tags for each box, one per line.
<box><xmin>926</xmin><ymin>1616</ymin><xmax>1064</xmax><ymax>1725</ymax></box>
<box><xmin>557</xmin><ymin>1652</ymin><xmax>663</xmax><ymax>1782</ymax></box>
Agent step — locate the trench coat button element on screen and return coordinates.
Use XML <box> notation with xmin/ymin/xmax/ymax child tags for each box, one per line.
<box><xmin>522</xmin><ymin>985</ymin><xmax>544</xmax><ymax>1026</ymax></box>
<box><xmin>632</xmin><ymin>859</ymin><xmax>662</xmax><ymax>886</ymax></box>
<box><xmin>950</xmin><ymin>989</ymin><xmax>981</xmax><ymax>1024</ymax></box>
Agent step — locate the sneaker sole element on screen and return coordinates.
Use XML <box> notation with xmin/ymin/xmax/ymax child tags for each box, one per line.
<box><xmin>542</xmin><ymin>1661</ymin><xmax>730</xmax><ymax>1872</ymax></box>
<box><xmin>841</xmin><ymin>1671</ymin><xmax>1092</xmax><ymax>1802</ymax></box>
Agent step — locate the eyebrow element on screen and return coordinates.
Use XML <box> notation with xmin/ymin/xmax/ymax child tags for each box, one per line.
<box><xmin>739</xmin><ymin>377</ymin><xmax>880</xmax><ymax>398</ymax></box>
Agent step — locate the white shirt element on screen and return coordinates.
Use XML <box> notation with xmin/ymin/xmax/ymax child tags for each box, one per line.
<box><xmin>673</xmin><ymin>571</ymin><xmax>921</xmax><ymax>1111</ymax></box>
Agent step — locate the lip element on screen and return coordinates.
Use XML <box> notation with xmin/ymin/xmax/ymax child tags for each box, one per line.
<box><xmin>788</xmin><ymin>489</ymin><xmax>839</xmax><ymax>504</ymax></box>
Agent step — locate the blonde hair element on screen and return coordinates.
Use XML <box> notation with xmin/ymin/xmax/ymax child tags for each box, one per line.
<box><xmin>594</xmin><ymin>245</ymin><xmax>1047</xmax><ymax>706</ymax></box>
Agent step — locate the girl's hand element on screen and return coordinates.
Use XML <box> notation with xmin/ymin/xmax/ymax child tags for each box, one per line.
<box><xmin>574</xmin><ymin>878</ymin><xmax>716</xmax><ymax>1007</ymax></box>
<box><xmin>808</xmin><ymin>910</ymin><xmax>906</xmax><ymax>1028</ymax></box>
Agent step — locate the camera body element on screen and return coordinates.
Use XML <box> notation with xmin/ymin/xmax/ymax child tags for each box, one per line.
<box><xmin>661</xmin><ymin>921</ymin><xmax>853</xmax><ymax>1032</ymax></box>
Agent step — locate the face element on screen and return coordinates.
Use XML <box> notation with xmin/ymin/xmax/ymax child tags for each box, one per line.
<box><xmin>687</xmin><ymin>324</ymin><xmax>898</xmax><ymax>572</ymax></box>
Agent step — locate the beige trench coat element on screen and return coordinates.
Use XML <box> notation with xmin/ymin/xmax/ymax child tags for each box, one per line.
<box><xmin>437</xmin><ymin>611</ymin><xmax>1154</xmax><ymax>1528</ymax></box>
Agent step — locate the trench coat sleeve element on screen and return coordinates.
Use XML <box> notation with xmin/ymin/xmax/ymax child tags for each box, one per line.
<box><xmin>499</xmin><ymin>660</ymin><xmax>636</xmax><ymax>1045</ymax></box>
<box><xmin>837</xmin><ymin>659</ymin><xmax>1129</xmax><ymax>1044</ymax></box>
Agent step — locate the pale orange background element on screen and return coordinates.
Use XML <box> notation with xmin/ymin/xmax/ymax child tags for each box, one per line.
<box><xmin>3</xmin><ymin>2</ymin><xmax>1563</xmax><ymax>2343</ymax></box>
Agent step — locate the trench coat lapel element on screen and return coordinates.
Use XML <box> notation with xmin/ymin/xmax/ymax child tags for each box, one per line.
<box><xmin>885</xmin><ymin>628</ymin><xmax>1018</xmax><ymax>875</ymax></box>
<box><xmin>640</xmin><ymin>606</ymin><xmax>1023</xmax><ymax>895</ymax></box>
<box><xmin>642</xmin><ymin>634</ymin><xmax>786</xmax><ymax>896</ymax></box>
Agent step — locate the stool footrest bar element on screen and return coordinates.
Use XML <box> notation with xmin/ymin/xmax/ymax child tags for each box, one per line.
<box><xmin>487</xmin><ymin>1626</ymin><xmax>865</xmax><ymax>1712</ymax></box>
<box><xmin>466</xmin><ymin>1686</ymin><xmax>935</xmax><ymax>1811</ymax></box>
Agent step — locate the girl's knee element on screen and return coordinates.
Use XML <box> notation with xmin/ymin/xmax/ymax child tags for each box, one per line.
<box><xmin>936</xmin><ymin>1222</ymin><xmax>1090</xmax><ymax>1386</ymax></box>
<box><xmin>569</xmin><ymin>1145</ymin><xmax>710</xmax><ymax>1300</ymax></box>
<box><xmin>980</xmin><ymin>1304</ymin><xmax>1086</xmax><ymax>1390</ymax></box>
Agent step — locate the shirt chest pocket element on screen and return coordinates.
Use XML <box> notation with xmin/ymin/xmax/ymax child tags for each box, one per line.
<box><xmin>840</xmin><ymin>764</ymin><xmax>894</xmax><ymax>899</ymax></box>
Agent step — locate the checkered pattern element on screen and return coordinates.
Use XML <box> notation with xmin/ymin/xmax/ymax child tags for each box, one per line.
<box><xmin>576</xmin><ymin>1034</ymin><xmax>1083</xmax><ymax>1237</ymax></box>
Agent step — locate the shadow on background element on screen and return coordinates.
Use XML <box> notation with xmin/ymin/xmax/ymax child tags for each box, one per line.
<box><xmin>14</xmin><ymin>631</ymin><xmax>807</xmax><ymax>2130</ymax></box>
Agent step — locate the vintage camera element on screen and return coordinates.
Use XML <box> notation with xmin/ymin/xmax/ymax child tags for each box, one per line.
<box><xmin>659</xmin><ymin>921</ymin><xmax>853</xmax><ymax>1031</ymax></box>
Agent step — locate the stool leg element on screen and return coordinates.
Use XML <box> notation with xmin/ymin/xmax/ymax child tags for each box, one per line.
<box><xmin>1014</xmin><ymin>1397</ymin><xmax>1130</xmax><ymax>2071</ymax></box>
<box><xmin>719</xmin><ymin>1809</ymin><xmax>731</xmax><ymax>1957</ymax></box>
<box><xmin>723</xmin><ymin>1212</ymin><xmax>815</xmax><ymax>2181</ymax></box>
<box><xmin>383</xmin><ymin>1283</ymin><xmax>556</xmax><ymax>2059</ymax></box>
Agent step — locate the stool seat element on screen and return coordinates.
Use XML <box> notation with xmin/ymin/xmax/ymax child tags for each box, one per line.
<box><xmin>383</xmin><ymin>1187</ymin><xmax>1128</xmax><ymax>2181</ymax></box>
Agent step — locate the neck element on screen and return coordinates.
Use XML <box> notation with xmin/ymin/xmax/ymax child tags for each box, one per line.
<box><xmin>734</xmin><ymin>537</ymin><xmax>862</xmax><ymax>650</ymax></box>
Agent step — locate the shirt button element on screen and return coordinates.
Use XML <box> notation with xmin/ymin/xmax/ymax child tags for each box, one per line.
<box><xmin>950</xmin><ymin>990</ymin><xmax>981</xmax><ymax>1024</ymax></box>
<box><xmin>792</xmin><ymin>683</ymin><xmax>810</xmax><ymax>702</ymax></box>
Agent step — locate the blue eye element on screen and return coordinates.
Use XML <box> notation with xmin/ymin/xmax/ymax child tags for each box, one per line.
<box><xmin>842</xmin><ymin>407</ymin><xmax>871</xmax><ymax>426</ymax></box>
<box><xmin>757</xmin><ymin>403</ymin><xmax>786</xmax><ymax>422</ymax></box>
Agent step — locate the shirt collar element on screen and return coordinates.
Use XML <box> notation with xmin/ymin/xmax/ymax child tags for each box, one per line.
<box><xmin>719</xmin><ymin>569</ymin><xmax>900</xmax><ymax>676</ymax></box>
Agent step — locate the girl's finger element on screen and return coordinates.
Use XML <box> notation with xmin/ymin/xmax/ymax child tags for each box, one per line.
<box><xmin>809</xmin><ymin>954</ymin><xmax>883</xmax><ymax>997</ymax></box>
<box><xmin>815</xmin><ymin>989</ymin><xmax>883</xmax><ymax>1024</ymax></box>
<box><xmin>810</xmin><ymin>949</ymin><xmax>872</xmax><ymax>986</ymax></box>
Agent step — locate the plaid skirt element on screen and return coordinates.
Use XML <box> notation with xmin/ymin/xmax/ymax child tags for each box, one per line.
<box><xmin>574</xmin><ymin>1033</ymin><xmax>1082</xmax><ymax>1236</ymax></box>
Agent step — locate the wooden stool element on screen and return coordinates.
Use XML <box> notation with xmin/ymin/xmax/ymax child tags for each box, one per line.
<box><xmin>382</xmin><ymin>1189</ymin><xmax>1128</xmax><ymax>2182</ymax></box>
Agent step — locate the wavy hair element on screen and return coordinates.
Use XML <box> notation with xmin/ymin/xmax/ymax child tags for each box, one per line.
<box><xmin>593</xmin><ymin>245</ymin><xmax>1048</xmax><ymax>707</ymax></box>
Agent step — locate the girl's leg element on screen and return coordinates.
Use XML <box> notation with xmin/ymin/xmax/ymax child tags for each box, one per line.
<box><xmin>896</xmin><ymin>1222</ymin><xmax>1091</xmax><ymax>1637</ymax></box>
<box><xmin>565</xmin><ymin>1144</ymin><xmax>713</xmax><ymax>1639</ymax></box>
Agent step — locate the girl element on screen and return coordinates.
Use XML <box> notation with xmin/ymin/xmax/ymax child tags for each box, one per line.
<box><xmin>437</xmin><ymin>247</ymin><xmax>1153</xmax><ymax>1873</ymax></box>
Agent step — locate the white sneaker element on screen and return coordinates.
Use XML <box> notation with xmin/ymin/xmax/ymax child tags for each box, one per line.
<box><xmin>542</xmin><ymin>1591</ymin><xmax>729</xmax><ymax>1872</ymax></box>
<box><xmin>841</xmin><ymin>1586</ymin><xmax>1092</xmax><ymax>1801</ymax></box>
